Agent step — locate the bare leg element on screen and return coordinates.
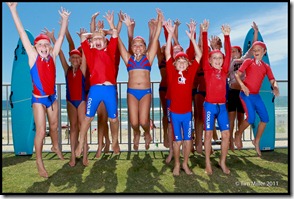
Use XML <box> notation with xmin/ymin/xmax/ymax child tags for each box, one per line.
<box><xmin>96</xmin><ymin>102</ymin><xmax>109</xmax><ymax>158</ymax></box>
<box><xmin>75</xmin><ymin>116</ymin><xmax>93</xmax><ymax>157</ymax></box>
<box><xmin>162</xmin><ymin>115</ymin><xmax>169</xmax><ymax>148</ymax></box>
<box><xmin>219</xmin><ymin>130</ymin><xmax>230</xmax><ymax>174</ymax></box>
<box><xmin>109</xmin><ymin>118</ymin><xmax>120</xmax><ymax>154</ymax></box>
<box><xmin>159</xmin><ymin>90</ymin><xmax>169</xmax><ymax>148</ymax></box>
<box><xmin>204</xmin><ymin>130</ymin><xmax>213</xmax><ymax>175</ymax></box>
<box><xmin>173</xmin><ymin>141</ymin><xmax>182</xmax><ymax>176</ymax></box>
<box><xmin>195</xmin><ymin>93</ymin><xmax>205</xmax><ymax>154</ymax></box>
<box><xmin>165</xmin><ymin>123</ymin><xmax>173</xmax><ymax>164</ymax></box>
<box><xmin>67</xmin><ymin>102</ymin><xmax>79</xmax><ymax>167</ymax></box>
<box><xmin>82</xmin><ymin>138</ymin><xmax>89</xmax><ymax>166</ymax></box>
<box><xmin>133</xmin><ymin>130</ymin><xmax>140</xmax><ymax>151</ymax></box>
<box><xmin>228</xmin><ymin>111</ymin><xmax>236</xmax><ymax>152</ymax></box>
<box><xmin>234</xmin><ymin>119</ymin><xmax>250</xmax><ymax>150</ymax></box>
<box><xmin>252</xmin><ymin>121</ymin><xmax>266</xmax><ymax>157</ymax></box>
<box><xmin>137</xmin><ymin>94</ymin><xmax>152</xmax><ymax>150</ymax></box>
<box><xmin>33</xmin><ymin>104</ymin><xmax>48</xmax><ymax>178</ymax></box>
<box><xmin>47</xmin><ymin>101</ymin><xmax>64</xmax><ymax>160</ymax></box>
<box><xmin>182</xmin><ymin>140</ymin><xmax>193</xmax><ymax>175</ymax></box>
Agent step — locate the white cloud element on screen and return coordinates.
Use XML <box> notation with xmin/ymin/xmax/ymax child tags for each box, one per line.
<box><xmin>229</xmin><ymin>4</ymin><xmax>288</xmax><ymax>65</ymax></box>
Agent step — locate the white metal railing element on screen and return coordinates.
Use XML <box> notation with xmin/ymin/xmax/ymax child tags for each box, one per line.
<box><xmin>2</xmin><ymin>81</ymin><xmax>288</xmax><ymax>152</ymax></box>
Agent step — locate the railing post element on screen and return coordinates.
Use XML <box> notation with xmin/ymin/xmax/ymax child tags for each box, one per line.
<box><xmin>57</xmin><ymin>84</ymin><xmax>62</xmax><ymax>151</ymax></box>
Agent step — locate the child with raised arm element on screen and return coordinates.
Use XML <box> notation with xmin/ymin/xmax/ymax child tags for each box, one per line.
<box><xmin>201</xmin><ymin>19</ymin><xmax>231</xmax><ymax>175</ymax></box>
<box><xmin>164</xmin><ymin>19</ymin><xmax>202</xmax><ymax>176</ymax></box>
<box><xmin>234</xmin><ymin>41</ymin><xmax>279</xmax><ymax>157</ymax></box>
<box><xmin>118</xmin><ymin>9</ymin><xmax>163</xmax><ymax>151</ymax></box>
<box><xmin>90</xmin><ymin>12</ymin><xmax>122</xmax><ymax>158</ymax></box>
<box><xmin>6</xmin><ymin>2</ymin><xmax>70</xmax><ymax>178</ymax></box>
<box><xmin>43</xmin><ymin>27</ymin><xmax>89</xmax><ymax>167</ymax></box>
<box><xmin>228</xmin><ymin>22</ymin><xmax>259</xmax><ymax>151</ymax></box>
<box><xmin>75</xmin><ymin>10</ymin><xmax>120</xmax><ymax>157</ymax></box>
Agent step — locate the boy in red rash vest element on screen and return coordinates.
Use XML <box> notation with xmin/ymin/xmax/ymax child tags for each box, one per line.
<box><xmin>76</xmin><ymin>10</ymin><xmax>120</xmax><ymax>157</ymax></box>
<box><xmin>234</xmin><ymin>41</ymin><xmax>279</xmax><ymax>157</ymax></box>
<box><xmin>164</xmin><ymin>19</ymin><xmax>202</xmax><ymax>176</ymax></box>
<box><xmin>201</xmin><ymin>19</ymin><xmax>231</xmax><ymax>175</ymax></box>
<box><xmin>228</xmin><ymin>22</ymin><xmax>259</xmax><ymax>152</ymax></box>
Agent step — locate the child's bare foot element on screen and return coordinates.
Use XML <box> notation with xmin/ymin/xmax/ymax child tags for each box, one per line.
<box><xmin>173</xmin><ymin>164</ymin><xmax>180</xmax><ymax>176</ymax></box>
<box><xmin>234</xmin><ymin>131</ymin><xmax>243</xmax><ymax>150</ymax></box>
<box><xmin>104</xmin><ymin>140</ymin><xmax>110</xmax><ymax>153</ymax></box>
<box><xmin>196</xmin><ymin>145</ymin><xmax>203</xmax><ymax>155</ymax></box>
<box><xmin>205</xmin><ymin>163</ymin><xmax>213</xmax><ymax>175</ymax></box>
<box><xmin>133</xmin><ymin>133</ymin><xmax>140</xmax><ymax>151</ymax></box>
<box><xmin>144</xmin><ymin>132</ymin><xmax>152</xmax><ymax>150</ymax></box>
<box><xmin>163</xmin><ymin>137</ymin><xmax>169</xmax><ymax>148</ymax></box>
<box><xmin>218</xmin><ymin>161</ymin><xmax>230</xmax><ymax>174</ymax></box>
<box><xmin>112</xmin><ymin>142</ymin><xmax>120</xmax><ymax>154</ymax></box>
<box><xmin>229</xmin><ymin>140</ymin><xmax>235</xmax><ymax>152</ymax></box>
<box><xmin>210</xmin><ymin>147</ymin><xmax>214</xmax><ymax>155</ymax></box>
<box><xmin>182</xmin><ymin>164</ymin><xmax>193</xmax><ymax>175</ymax></box>
<box><xmin>75</xmin><ymin>144</ymin><xmax>83</xmax><ymax>158</ymax></box>
<box><xmin>36</xmin><ymin>160</ymin><xmax>48</xmax><ymax>178</ymax></box>
<box><xmin>95</xmin><ymin>145</ymin><xmax>103</xmax><ymax>158</ymax></box>
<box><xmin>69</xmin><ymin>156</ymin><xmax>76</xmax><ymax>167</ymax></box>
<box><xmin>83</xmin><ymin>157</ymin><xmax>89</xmax><ymax>166</ymax></box>
<box><xmin>252</xmin><ymin>139</ymin><xmax>262</xmax><ymax>157</ymax></box>
<box><xmin>51</xmin><ymin>146</ymin><xmax>64</xmax><ymax>160</ymax></box>
<box><xmin>165</xmin><ymin>152</ymin><xmax>173</xmax><ymax>164</ymax></box>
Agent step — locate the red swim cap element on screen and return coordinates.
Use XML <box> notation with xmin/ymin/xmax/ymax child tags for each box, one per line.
<box><xmin>174</xmin><ymin>52</ymin><xmax>189</xmax><ymax>60</ymax></box>
<box><xmin>209</xmin><ymin>49</ymin><xmax>224</xmax><ymax>58</ymax></box>
<box><xmin>232</xmin><ymin>46</ymin><xmax>242</xmax><ymax>53</ymax></box>
<box><xmin>69</xmin><ymin>49</ymin><xmax>81</xmax><ymax>57</ymax></box>
<box><xmin>252</xmin><ymin>41</ymin><xmax>266</xmax><ymax>49</ymax></box>
<box><xmin>34</xmin><ymin>34</ymin><xmax>50</xmax><ymax>45</ymax></box>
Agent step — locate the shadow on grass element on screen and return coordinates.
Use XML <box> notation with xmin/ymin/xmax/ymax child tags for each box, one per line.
<box><xmin>123</xmin><ymin>152</ymin><xmax>169</xmax><ymax>193</ymax></box>
<box><xmin>2</xmin><ymin>154</ymin><xmax>33</xmax><ymax>168</ymax></box>
<box><xmin>81</xmin><ymin>153</ymin><xmax>118</xmax><ymax>193</ymax></box>
<box><xmin>26</xmin><ymin>156</ymin><xmax>87</xmax><ymax>193</ymax></box>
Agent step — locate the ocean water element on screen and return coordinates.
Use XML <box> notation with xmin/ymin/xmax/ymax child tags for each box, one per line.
<box><xmin>2</xmin><ymin>97</ymin><xmax>163</xmax><ymax>129</ymax></box>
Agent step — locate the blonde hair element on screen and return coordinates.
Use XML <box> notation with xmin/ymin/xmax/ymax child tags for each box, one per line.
<box><xmin>92</xmin><ymin>29</ymin><xmax>105</xmax><ymax>38</ymax></box>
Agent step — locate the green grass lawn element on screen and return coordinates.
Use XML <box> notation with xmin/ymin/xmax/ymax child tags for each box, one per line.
<box><xmin>2</xmin><ymin>148</ymin><xmax>289</xmax><ymax>194</ymax></box>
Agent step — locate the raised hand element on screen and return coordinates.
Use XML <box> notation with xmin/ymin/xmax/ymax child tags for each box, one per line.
<box><xmin>58</xmin><ymin>7</ymin><xmax>71</xmax><ymax>21</ymax></box>
<box><xmin>221</xmin><ymin>24</ymin><xmax>231</xmax><ymax>35</ymax></box>
<box><xmin>42</xmin><ymin>27</ymin><xmax>55</xmax><ymax>40</ymax></box>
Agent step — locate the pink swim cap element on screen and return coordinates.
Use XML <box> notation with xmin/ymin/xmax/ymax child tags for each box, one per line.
<box><xmin>34</xmin><ymin>34</ymin><xmax>50</xmax><ymax>45</ymax></box>
<box><xmin>133</xmin><ymin>36</ymin><xmax>146</xmax><ymax>45</ymax></box>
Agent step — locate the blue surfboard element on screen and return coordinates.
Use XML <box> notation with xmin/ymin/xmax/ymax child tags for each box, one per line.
<box><xmin>243</xmin><ymin>28</ymin><xmax>275</xmax><ymax>151</ymax></box>
<box><xmin>10</xmin><ymin>30</ymin><xmax>36</xmax><ymax>155</ymax></box>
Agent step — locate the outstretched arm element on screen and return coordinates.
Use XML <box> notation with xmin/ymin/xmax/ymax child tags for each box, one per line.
<box><xmin>52</xmin><ymin>7</ymin><xmax>70</xmax><ymax>58</ymax></box>
<box><xmin>90</xmin><ymin>12</ymin><xmax>99</xmax><ymax>33</ymax></box>
<box><xmin>164</xmin><ymin>19</ymin><xmax>175</xmax><ymax>61</ymax></box>
<box><xmin>146</xmin><ymin>8</ymin><xmax>163</xmax><ymax>65</ymax></box>
<box><xmin>122</xmin><ymin>13</ymin><xmax>135</xmax><ymax>54</ymax></box>
<box><xmin>6</xmin><ymin>2</ymin><xmax>37</xmax><ymax>66</ymax></box>
<box><xmin>77</xmin><ymin>28</ymin><xmax>88</xmax><ymax>76</ymax></box>
<box><xmin>185</xmin><ymin>22</ymin><xmax>202</xmax><ymax>63</ymax></box>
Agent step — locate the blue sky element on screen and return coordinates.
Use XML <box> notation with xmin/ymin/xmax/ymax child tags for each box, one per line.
<box><xmin>2</xmin><ymin>2</ymin><xmax>289</xmax><ymax>86</ymax></box>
